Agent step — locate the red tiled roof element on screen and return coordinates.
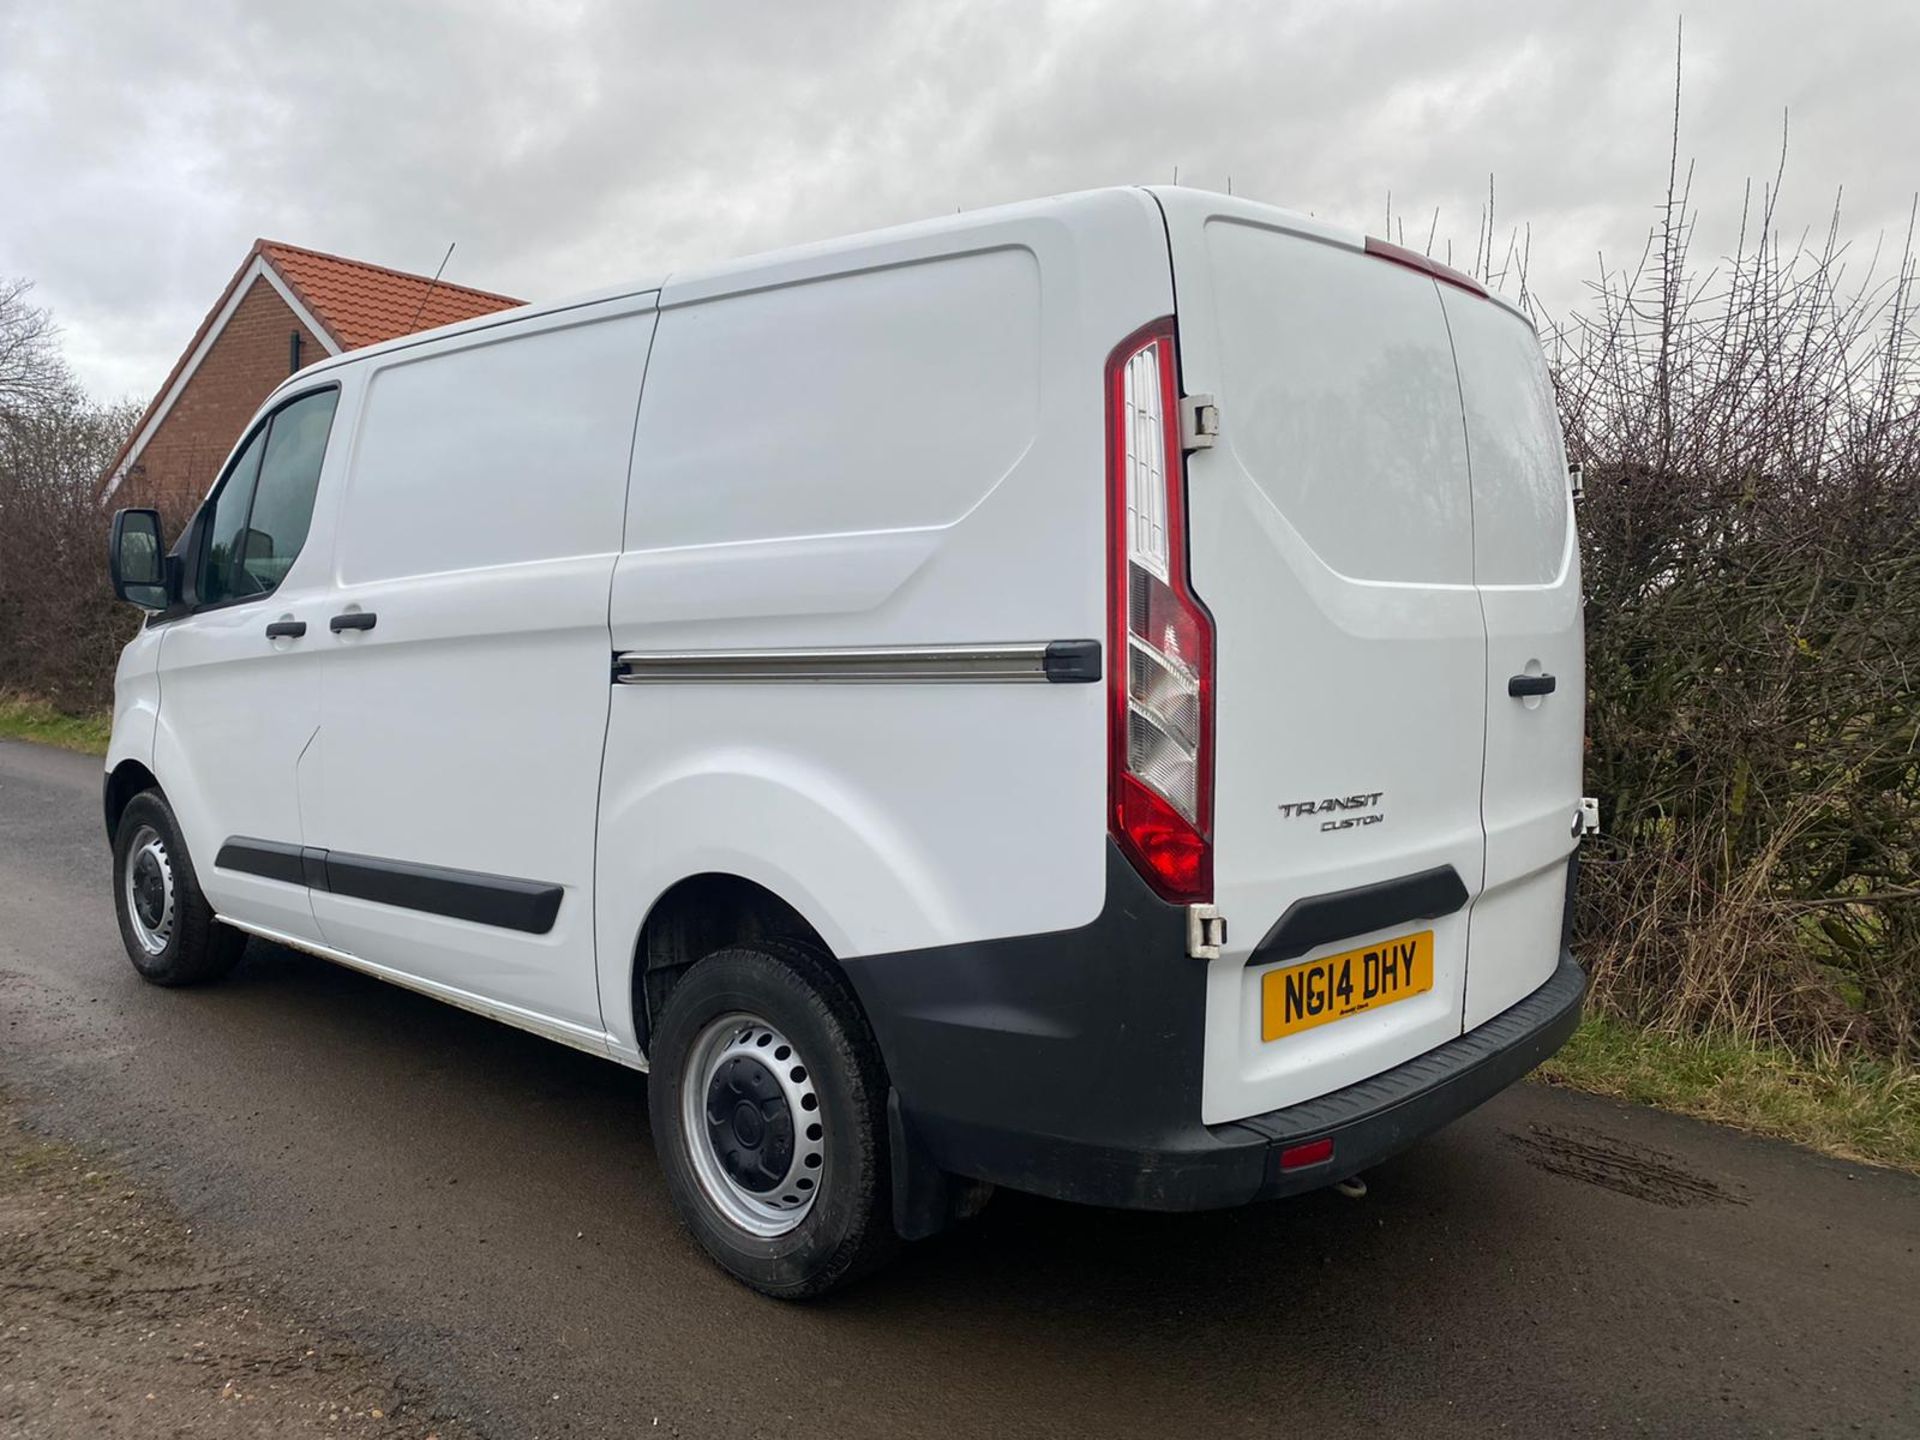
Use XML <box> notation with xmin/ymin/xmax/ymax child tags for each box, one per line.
<box><xmin>259</xmin><ymin>239</ymin><xmax>523</xmax><ymax>349</ymax></box>
<box><xmin>102</xmin><ymin>240</ymin><xmax>525</xmax><ymax>493</ymax></box>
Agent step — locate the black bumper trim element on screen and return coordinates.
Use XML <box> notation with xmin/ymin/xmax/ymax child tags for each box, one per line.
<box><xmin>919</xmin><ymin>949</ymin><xmax>1581</xmax><ymax>1212</ymax></box>
<box><xmin>1250</xmin><ymin>863</ymin><xmax>1470</xmax><ymax>966</ymax></box>
<box><xmin>1228</xmin><ymin>949</ymin><xmax>1586</xmax><ymax>1196</ymax></box>
<box><xmin>843</xmin><ymin>844</ymin><xmax>1206</xmax><ymax>1212</ymax></box>
<box><xmin>845</xmin><ymin>841</ymin><xmax>1584</xmax><ymax>1216</ymax></box>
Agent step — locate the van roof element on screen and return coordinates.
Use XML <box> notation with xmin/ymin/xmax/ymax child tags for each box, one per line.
<box><xmin>271</xmin><ymin>186</ymin><xmax>1531</xmax><ymax>402</ymax></box>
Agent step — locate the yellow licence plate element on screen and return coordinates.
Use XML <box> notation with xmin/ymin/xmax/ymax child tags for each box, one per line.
<box><xmin>1261</xmin><ymin>931</ymin><xmax>1434</xmax><ymax>1042</ymax></box>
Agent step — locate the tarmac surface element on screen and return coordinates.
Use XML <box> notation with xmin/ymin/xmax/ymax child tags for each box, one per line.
<box><xmin>3</xmin><ymin>737</ymin><xmax>1915</xmax><ymax>1437</ymax></box>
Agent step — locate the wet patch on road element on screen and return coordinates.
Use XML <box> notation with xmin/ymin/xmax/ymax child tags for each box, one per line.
<box><xmin>1504</xmin><ymin>1122</ymin><xmax>1748</xmax><ymax>1207</ymax></box>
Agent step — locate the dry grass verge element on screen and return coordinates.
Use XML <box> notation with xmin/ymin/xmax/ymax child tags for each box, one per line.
<box><xmin>1538</xmin><ymin>1016</ymin><xmax>1920</xmax><ymax>1174</ymax></box>
<box><xmin>0</xmin><ymin>693</ymin><xmax>110</xmax><ymax>756</ymax></box>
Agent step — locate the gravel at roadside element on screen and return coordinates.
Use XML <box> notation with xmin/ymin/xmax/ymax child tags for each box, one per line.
<box><xmin>0</xmin><ymin>1091</ymin><xmax>479</xmax><ymax>1439</ymax></box>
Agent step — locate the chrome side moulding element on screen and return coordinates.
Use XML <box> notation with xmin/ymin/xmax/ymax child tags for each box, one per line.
<box><xmin>613</xmin><ymin>640</ymin><xmax>1101</xmax><ymax>685</ymax></box>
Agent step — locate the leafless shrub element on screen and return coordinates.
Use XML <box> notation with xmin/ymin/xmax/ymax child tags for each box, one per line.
<box><xmin>0</xmin><ymin>281</ymin><xmax>142</xmax><ymax>710</ymax></box>
<box><xmin>1378</xmin><ymin>23</ymin><xmax>1917</xmax><ymax>1064</ymax></box>
<box><xmin>1541</xmin><ymin>131</ymin><xmax>1920</xmax><ymax>1064</ymax></box>
<box><xmin>0</xmin><ymin>278</ymin><xmax>69</xmax><ymax>415</ymax></box>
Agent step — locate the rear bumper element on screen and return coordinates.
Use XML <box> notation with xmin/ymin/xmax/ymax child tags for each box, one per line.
<box><xmin>842</xmin><ymin>844</ymin><xmax>1584</xmax><ymax>1217</ymax></box>
<box><xmin>1199</xmin><ymin>948</ymin><xmax>1584</xmax><ymax>1205</ymax></box>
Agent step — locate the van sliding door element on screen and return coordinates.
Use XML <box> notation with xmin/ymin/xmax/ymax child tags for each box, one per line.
<box><xmin>306</xmin><ymin>299</ymin><xmax>659</xmax><ymax>1038</ymax></box>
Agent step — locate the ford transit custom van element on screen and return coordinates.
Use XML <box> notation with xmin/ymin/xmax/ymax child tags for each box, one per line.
<box><xmin>104</xmin><ymin>187</ymin><xmax>1588</xmax><ymax>1297</ymax></box>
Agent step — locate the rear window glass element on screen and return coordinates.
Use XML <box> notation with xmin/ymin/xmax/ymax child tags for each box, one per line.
<box><xmin>1204</xmin><ymin>219</ymin><xmax>1475</xmax><ymax>585</ymax></box>
<box><xmin>1441</xmin><ymin>290</ymin><xmax>1571</xmax><ymax>586</ymax></box>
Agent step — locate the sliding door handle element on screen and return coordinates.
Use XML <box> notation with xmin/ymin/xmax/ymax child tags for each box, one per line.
<box><xmin>1507</xmin><ymin>672</ymin><xmax>1557</xmax><ymax>698</ymax></box>
<box><xmin>329</xmin><ymin>611</ymin><xmax>378</xmax><ymax>633</ymax></box>
<box><xmin>264</xmin><ymin>620</ymin><xmax>307</xmax><ymax>640</ymax></box>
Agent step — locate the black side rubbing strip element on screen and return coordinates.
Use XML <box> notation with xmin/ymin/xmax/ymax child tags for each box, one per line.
<box><xmin>214</xmin><ymin>837</ymin><xmax>561</xmax><ymax>934</ymax></box>
<box><xmin>323</xmin><ymin>851</ymin><xmax>562</xmax><ymax>934</ymax></box>
<box><xmin>1042</xmin><ymin>638</ymin><xmax>1103</xmax><ymax>683</ymax></box>
<box><xmin>216</xmin><ymin>837</ymin><xmax>307</xmax><ymax>887</ymax></box>
<box><xmin>301</xmin><ymin>846</ymin><xmax>331</xmax><ymax>892</ymax></box>
<box><xmin>1250</xmin><ymin>865</ymin><xmax>1470</xmax><ymax>967</ymax></box>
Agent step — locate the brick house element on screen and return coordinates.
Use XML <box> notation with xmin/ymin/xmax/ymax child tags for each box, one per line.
<box><xmin>101</xmin><ymin>240</ymin><xmax>522</xmax><ymax>511</ymax></box>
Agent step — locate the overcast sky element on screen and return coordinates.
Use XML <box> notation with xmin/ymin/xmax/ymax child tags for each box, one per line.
<box><xmin>3</xmin><ymin>0</ymin><xmax>1914</xmax><ymax>403</ymax></box>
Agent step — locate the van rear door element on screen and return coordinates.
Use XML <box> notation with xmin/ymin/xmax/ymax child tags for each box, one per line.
<box><xmin>1441</xmin><ymin>288</ymin><xmax>1584</xmax><ymax>1028</ymax></box>
<box><xmin>1150</xmin><ymin>190</ymin><xmax>1488</xmax><ymax>1125</ymax></box>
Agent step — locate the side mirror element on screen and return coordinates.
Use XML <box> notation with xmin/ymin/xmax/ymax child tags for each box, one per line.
<box><xmin>241</xmin><ymin>527</ymin><xmax>275</xmax><ymax>563</ymax></box>
<box><xmin>108</xmin><ymin>508</ymin><xmax>172</xmax><ymax>611</ymax></box>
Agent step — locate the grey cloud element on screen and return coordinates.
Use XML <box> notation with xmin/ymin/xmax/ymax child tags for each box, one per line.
<box><xmin>1</xmin><ymin>0</ymin><xmax>1912</xmax><ymax>401</ymax></box>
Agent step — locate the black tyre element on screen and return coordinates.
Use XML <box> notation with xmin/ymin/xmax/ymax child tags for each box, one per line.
<box><xmin>648</xmin><ymin>940</ymin><xmax>897</xmax><ymax>1298</ymax></box>
<box><xmin>111</xmin><ymin>790</ymin><xmax>243</xmax><ymax>987</ymax></box>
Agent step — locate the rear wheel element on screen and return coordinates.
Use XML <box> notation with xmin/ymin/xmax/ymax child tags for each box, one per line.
<box><xmin>111</xmin><ymin>791</ymin><xmax>243</xmax><ymax>986</ymax></box>
<box><xmin>648</xmin><ymin>942</ymin><xmax>896</xmax><ymax>1298</ymax></box>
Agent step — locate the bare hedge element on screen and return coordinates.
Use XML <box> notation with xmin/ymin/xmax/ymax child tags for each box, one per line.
<box><xmin>0</xmin><ymin>320</ymin><xmax>142</xmax><ymax>711</ymax></box>
<box><xmin>1549</xmin><ymin>183</ymin><xmax>1919</xmax><ymax>1064</ymax></box>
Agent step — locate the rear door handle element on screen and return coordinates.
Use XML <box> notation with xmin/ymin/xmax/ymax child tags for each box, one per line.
<box><xmin>329</xmin><ymin>611</ymin><xmax>378</xmax><ymax>633</ymax></box>
<box><xmin>264</xmin><ymin>620</ymin><xmax>307</xmax><ymax>640</ymax></box>
<box><xmin>1508</xmin><ymin>672</ymin><xmax>1557</xmax><ymax>698</ymax></box>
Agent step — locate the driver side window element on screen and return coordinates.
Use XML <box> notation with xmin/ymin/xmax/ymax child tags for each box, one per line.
<box><xmin>197</xmin><ymin>388</ymin><xmax>339</xmax><ymax>607</ymax></box>
<box><xmin>199</xmin><ymin>429</ymin><xmax>266</xmax><ymax>607</ymax></box>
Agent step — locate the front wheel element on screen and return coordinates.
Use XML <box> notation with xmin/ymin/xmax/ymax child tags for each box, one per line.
<box><xmin>648</xmin><ymin>942</ymin><xmax>896</xmax><ymax>1298</ymax></box>
<box><xmin>111</xmin><ymin>790</ymin><xmax>243</xmax><ymax>986</ymax></box>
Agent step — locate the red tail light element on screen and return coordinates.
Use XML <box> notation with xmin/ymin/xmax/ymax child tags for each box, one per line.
<box><xmin>1106</xmin><ymin>318</ymin><xmax>1214</xmax><ymax>905</ymax></box>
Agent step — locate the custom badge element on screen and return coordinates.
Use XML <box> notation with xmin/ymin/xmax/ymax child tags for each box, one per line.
<box><xmin>1278</xmin><ymin>791</ymin><xmax>1385</xmax><ymax>832</ymax></box>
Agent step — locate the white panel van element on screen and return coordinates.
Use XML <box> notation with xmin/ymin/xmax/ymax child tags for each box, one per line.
<box><xmin>103</xmin><ymin>187</ymin><xmax>1587</xmax><ymax>1297</ymax></box>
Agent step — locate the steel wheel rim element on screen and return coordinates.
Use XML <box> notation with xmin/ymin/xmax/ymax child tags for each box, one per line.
<box><xmin>124</xmin><ymin>824</ymin><xmax>176</xmax><ymax>957</ymax></box>
<box><xmin>680</xmin><ymin>1011</ymin><xmax>824</xmax><ymax>1238</ymax></box>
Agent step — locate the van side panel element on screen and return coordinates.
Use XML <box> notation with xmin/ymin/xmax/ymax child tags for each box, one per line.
<box><xmin>306</xmin><ymin>299</ymin><xmax>659</xmax><ymax>1035</ymax></box>
<box><xmin>595</xmin><ymin>191</ymin><xmax>1172</xmax><ymax>1057</ymax></box>
<box><xmin>624</xmin><ymin>251</ymin><xmax>1040</xmax><ymax>552</ymax></box>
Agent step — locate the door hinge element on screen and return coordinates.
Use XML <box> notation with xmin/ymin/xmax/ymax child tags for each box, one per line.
<box><xmin>1180</xmin><ymin>393</ymin><xmax>1219</xmax><ymax>452</ymax></box>
<box><xmin>1568</xmin><ymin>461</ymin><xmax>1585</xmax><ymax>502</ymax></box>
<box><xmin>1187</xmin><ymin>904</ymin><xmax>1227</xmax><ymax>960</ymax></box>
<box><xmin>1579</xmin><ymin>796</ymin><xmax>1601</xmax><ymax>836</ymax></box>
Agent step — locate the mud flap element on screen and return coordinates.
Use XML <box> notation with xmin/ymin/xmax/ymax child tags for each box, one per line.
<box><xmin>888</xmin><ymin>1089</ymin><xmax>991</xmax><ymax>1241</ymax></box>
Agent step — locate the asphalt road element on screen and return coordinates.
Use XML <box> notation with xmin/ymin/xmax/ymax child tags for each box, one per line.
<box><xmin>2</xmin><ymin>738</ymin><xmax>1916</xmax><ymax>1439</ymax></box>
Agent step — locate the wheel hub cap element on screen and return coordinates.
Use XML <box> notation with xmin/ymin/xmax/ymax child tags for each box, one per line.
<box><xmin>122</xmin><ymin>825</ymin><xmax>176</xmax><ymax>957</ymax></box>
<box><xmin>705</xmin><ymin>1055</ymin><xmax>794</xmax><ymax>1191</ymax></box>
<box><xmin>681</xmin><ymin>1014</ymin><xmax>825</xmax><ymax>1237</ymax></box>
